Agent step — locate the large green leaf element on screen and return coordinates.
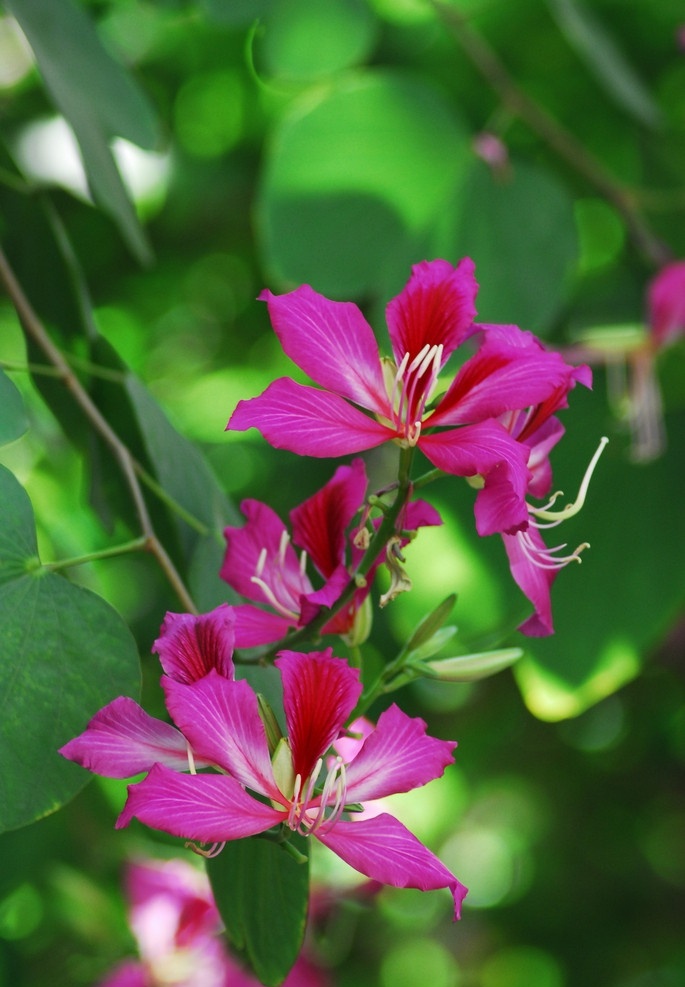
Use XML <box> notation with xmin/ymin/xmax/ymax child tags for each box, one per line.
<box><xmin>258</xmin><ymin>69</ymin><xmax>470</xmax><ymax>296</ymax></box>
<box><xmin>0</xmin><ymin>371</ymin><xmax>28</xmax><ymax>446</ymax></box>
<box><xmin>208</xmin><ymin>833</ymin><xmax>310</xmax><ymax>986</ymax></box>
<box><xmin>6</xmin><ymin>0</ymin><xmax>159</xmax><ymax>263</ymax></box>
<box><xmin>0</xmin><ymin>466</ymin><xmax>140</xmax><ymax>833</ymax></box>
<box><xmin>438</xmin><ymin>158</ymin><xmax>578</xmax><ymax>332</ymax></box>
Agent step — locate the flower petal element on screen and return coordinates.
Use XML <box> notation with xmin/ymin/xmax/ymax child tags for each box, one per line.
<box><xmin>58</xmin><ymin>697</ymin><xmax>205</xmax><ymax>778</ymax></box>
<box><xmin>419</xmin><ymin>420</ymin><xmax>531</xmax><ymax>534</ymax></box>
<box><xmin>344</xmin><ymin>704</ymin><xmax>456</xmax><ymax>803</ymax></box>
<box><xmin>116</xmin><ymin>763</ymin><xmax>282</xmax><ymax>841</ymax></box>
<box><xmin>502</xmin><ymin>527</ymin><xmax>556</xmax><ymax>636</ymax></box>
<box><xmin>276</xmin><ymin>650</ymin><xmax>362</xmax><ymax>782</ymax></box>
<box><xmin>260</xmin><ymin>285</ymin><xmax>389</xmax><ymax>414</ymax></box>
<box><xmin>228</xmin><ymin>378</ymin><xmax>395</xmax><ymax>456</ymax></box>
<box><xmin>290</xmin><ymin>458</ymin><xmax>367</xmax><ymax>578</ymax></box>
<box><xmin>221</xmin><ymin>499</ymin><xmax>305</xmax><ymax>603</ymax></box>
<box><xmin>316</xmin><ymin>813</ymin><xmax>468</xmax><ymax>919</ymax></box>
<box><xmin>432</xmin><ymin>325</ymin><xmax>581</xmax><ymax>426</ymax></box>
<box><xmin>231</xmin><ymin>603</ymin><xmax>294</xmax><ymax>648</ymax></box>
<box><xmin>163</xmin><ymin>672</ymin><xmax>280</xmax><ymax>800</ymax></box>
<box><xmin>386</xmin><ymin>258</ymin><xmax>478</xmax><ymax>366</ymax></box>
<box><xmin>153</xmin><ymin>606</ymin><xmax>235</xmax><ymax>683</ymax></box>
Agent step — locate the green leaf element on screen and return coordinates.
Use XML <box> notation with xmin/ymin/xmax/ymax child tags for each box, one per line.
<box><xmin>258</xmin><ymin>0</ymin><xmax>378</xmax><ymax>81</ymax></box>
<box><xmin>0</xmin><ymin>466</ymin><xmax>140</xmax><ymax>833</ymax></box>
<box><xmin>0</xmin><ymin>371</ymin><xmax>28</xmax><ymax>446</ymax></box>
<box><xmin>258</xmin><ymin>69</ymin><xmax>470</xmax><ymax>296</ymax></box>
<box><xmin>439</xmin><ymin>158</ymin><xmax>578</xmax><ymax>332</ymax></box>
<box><xmin>6</xmin><ymin>0</ymin><xmax>159</xmax><ymax>262</ymax></box>
<box><xmin>547</xmin><ymin>0</ymin><xmax>661</xmax><ymax>129</ymax></box>
<box><xmin>207</xmin><ymin>833</ymin><xmax>310</xmax><ymax>986</ymax></box>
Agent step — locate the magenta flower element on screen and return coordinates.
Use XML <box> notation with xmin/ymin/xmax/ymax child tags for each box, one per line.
<box><xmin>221</xmin><ymin>458</ymin><xmax>442</xmax><ymax>646</ymax></box>
<box><xmin>60</xmin><ymin>606</ymin><xmax>237</xmax><ymax>778</ymax></box>
<box><xmin>116</xmin><ymin>649</ymin><xmax>468</xmax><ymax>919</ymax></box>
<box><xmin>648</xmin><ymin>259</ymin><xmax>685</xmax><ymax>348</ymax></box>
<box><xmin>228</xmin><ymin>259</ymin><xmax>586</xmax><ymax>535</ymax></box>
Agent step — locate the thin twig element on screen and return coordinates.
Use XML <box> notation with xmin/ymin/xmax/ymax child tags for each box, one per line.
<box><xmin>0</xmin><ymin>246</ymin><xmax>198</xmax><ymax>614</ymax></box>
<box><xmin>431</xmin><ymin>1</ymin><xmax>673</xmax><ymax>268</ymax></box>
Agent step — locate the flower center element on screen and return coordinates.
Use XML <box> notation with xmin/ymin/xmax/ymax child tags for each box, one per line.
<box><xmin>387</xmin><ymin>344</ymin><xmax>444</xmax><ymax>446</ymax></box>
<box><xmin>286</xmin><ymin>756</ymin><xmax>348</xmax><ymax>836</ymax></box>
<box><xmin>250</xmin><ymin>530</ymin><xmax>309</xmax><ymax>619</ymax></box>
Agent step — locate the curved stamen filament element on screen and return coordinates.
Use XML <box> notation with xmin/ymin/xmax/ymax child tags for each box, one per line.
<box><xmin>250</xmin><ymin>574</ymin><xmax>300</xmax><ymax>619</ymax></box>
<box><xmin>391</xmin><ymin>344</ymin><xmax>444</xmax><ymax>444</ymax></box>
<box><xmin>519</xmin><ymin>528</ymin><xmax>590</xmax><ymax>571</ymax></box>
<box><xmin>528</xmin><ymin>436</ymin><xmax>608</xmax><ymax>523</ymax></box>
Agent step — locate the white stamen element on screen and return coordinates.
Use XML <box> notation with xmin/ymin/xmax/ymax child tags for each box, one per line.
<box><xmin>518</xmin><ymin>528</ymin><xmax>590</xmax><ymax>571</ymax></box>
<box><xmin>249</xmin><ymin>574</ymin><xmax>300</xmax><ymax>619</ymax></box>
<box><xmin>186</xmin><ymin>743</ymin><xmax>197</xmax><ymax>775</ymax></box>
<box><xmin>255</xmin><ymin>547</ymin><xmax>267</xmax><ymax>579</ymax></box>
<box><xmin>278</xmin><ymin>530</ymin><xmax>290</xmax><ymax>565</ymax></box>
<box><xmin>299</xmin><ymin>550</ymin><xmax>308</xmax><ymax>577</ymax></box>
<box><xmin>528</xmin><ymin>436</ymin><xmax>608</xmax><ymax>523</ymax></box>
<box><xmin>287</xmin><ymin>774</ymin><xmax>303</xmax><ymax>829</ymax></box>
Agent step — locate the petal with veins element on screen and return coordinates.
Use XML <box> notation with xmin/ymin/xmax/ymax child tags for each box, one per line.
<box><xmin>344</xmin><ymin>704</ymin><xmax>456</xmax><ymax>803</ymax></box>
<box><xmin>276</xmin><ymin>650</ymin><xmax>362</xmax><ymax>782</ymax></box>
<box><xmin>163</xmin><ymin>673</ymin><xmax>280</xmax><ymax>800</ymax></box>
<box><xmin>260</xmin><ymin>285</ymin><xmax>389</xmax><ymax>414</ymax></box>
<box><xmin>316</xmin><ymin>813</ymin><xmax>468</xmax><ymax>920</ymax></box>
<box><xmin>116</xmin><ymin>763</ymin><xmax>282</xmax><ymax>840</ymax></box>
<box><xmin>59</xmin><ymin>697</ymin><xmax>205</xmax><ymax>779</ymax></box>
<box><xmin>228</xmin><ymin>378</ymin><xmax>395</xmax><ymax>456</ymax></box>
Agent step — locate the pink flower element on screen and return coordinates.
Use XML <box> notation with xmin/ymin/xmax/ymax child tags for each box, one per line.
<box><xmin>220</xmin><ymin>458</ymin><xmax>442</xmax><ymax>646</ymax></box>
<box><xmin>648</xmin><ymin>260</ymin><xmax>685</xmax><ymax>348</ymax></box>
<box><xmin>228</xmin><ymin>259</ymin><xmax>585</xmax><ymax>536</ymax></box>
<box><xmin>116</xmin><ymin>650</ymin><xmax>468</xmax><ymax>919</ymax></box>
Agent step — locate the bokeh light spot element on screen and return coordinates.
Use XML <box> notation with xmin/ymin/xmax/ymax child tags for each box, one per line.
<box><xmin>481</xmin><ymin>946</ymin><xmax>565</xmax><ymax>987</ymax></box>
<box><xmin>174</xmin><ymin>71</ymin><xmax>244</xmax><ymax>158</ymax></box>
<box><xmin>381</xmin><ymin>937</ymin><xmax>460</xmax><ymax>987</ymax></box>
<box><xmin>0</xmin><ymin>884</ymin><xmax>43</xmax><ymax>941</ymax></box>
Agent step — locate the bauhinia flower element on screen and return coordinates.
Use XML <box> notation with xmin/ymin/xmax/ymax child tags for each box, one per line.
<box><xmin>227</xmin><ymin>258</ymin><xmax>589</xmax><ymax>535</ymax></box>
<box><xmin>220</xmin><ymin>458</ymin><xmax>442</xmax><ymax>646</ymax></box>
<box><xmin>112</xmin><ymin>649</ymin><xmax>468</xmax><ymax>919</ymax></box>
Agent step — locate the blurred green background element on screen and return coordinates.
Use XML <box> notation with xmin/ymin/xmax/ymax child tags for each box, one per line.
<box><xmin>0</xmin><ymin>0</ymin><xmax>684</xmax><ymax>984</ymax></box>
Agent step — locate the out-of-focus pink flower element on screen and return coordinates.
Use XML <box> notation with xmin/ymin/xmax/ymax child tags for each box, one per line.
<box><xmin>647</xmin><ymin>260</ymin><xmax>685</xmax><ymax>348</ymax></box>
<box><xmin>98</xmin><ymin>857</ymin><xmax>329</xmax><ymax>987</ymax></box>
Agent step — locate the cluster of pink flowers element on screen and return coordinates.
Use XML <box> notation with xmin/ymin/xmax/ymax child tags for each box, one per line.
<box><xmin>229</xmin><ymin>258</ymin><xmax>595</xmax><ymax>635</ymax></box>
<box><xmin>61</xmin><ymin>256</ymin><xmax>604</xmax><ymax>980</ymax></box>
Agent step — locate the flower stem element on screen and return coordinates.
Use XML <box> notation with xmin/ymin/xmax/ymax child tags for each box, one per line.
<box><xmin>0</xmin><ymin>247</ymin><xmax>198</xmax><ymax>614</ymax></box>
<box><xmin>41</xmin><ymin>537</ymin><xmax>150</xmax><ymax>572</ymax></box>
